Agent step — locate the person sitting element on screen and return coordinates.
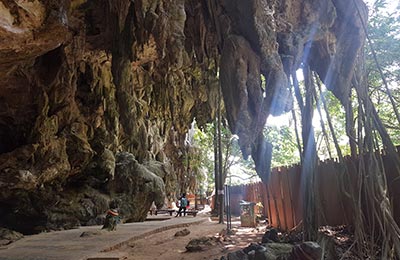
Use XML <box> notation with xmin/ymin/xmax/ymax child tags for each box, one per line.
<box><xmin>149</xmin><ymin>201</ymin><xmax>157</xmax><ymax>215</ymax></box>
<box><xmin>102</xmin><ymin>208</ymin><xmax>120</xmax><ymax>231</ymax></box>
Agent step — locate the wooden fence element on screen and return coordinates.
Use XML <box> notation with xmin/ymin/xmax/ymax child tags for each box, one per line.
<box><xmin>229</xmin><ymin>148</ymin><xmax>400</xmax><ymax>230</ymax></box>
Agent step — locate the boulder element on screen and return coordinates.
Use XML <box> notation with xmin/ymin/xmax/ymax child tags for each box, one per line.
<box><xmin>261</xmin><ymin>228</ymin><xmax>280</xmax><ymax>243</ymax></box>
<box><xmin>175</xmin><ymin>228</ymin><xmax>190</xmax><ymax>237</ymax></box>
<box><xmin>231</xmin><ymin>242</ymin><xmax>293</xmax><ymax>260</ymax></box>
<box><xmin>186</xmin><ymin>236</ymin><xmax>219</xmax><ymax>252</ymax></box>
<box><xmin>226</xmin><ymin>250</ymin><xmax>249</xmax><ymax>260</ymax></box>
<box><xmin>290</xmin><ymin>241</ymin><xmax>322</xmax><ymax>260</ymax></box>
<box><xmin>109</xmin><ymin>152</ymin><xmax>166</xmax><ymax>221</ymax></box>
<box><xmin>0</xmin><ymin>228</ymin><xmax>23</xmax><ymax>246</ymax></box>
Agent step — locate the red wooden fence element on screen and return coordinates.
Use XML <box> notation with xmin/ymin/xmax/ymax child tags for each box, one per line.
<box><xmin>229</xmin><ymin>149</ymin><xmax>400</xmax><ymax>230</ymax></box>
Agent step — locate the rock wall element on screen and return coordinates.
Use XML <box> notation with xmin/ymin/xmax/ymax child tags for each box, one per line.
<box><xmin>0</xmin><ymin>0</ymin><xmax>366</xmax><ymax>233</ymax></box>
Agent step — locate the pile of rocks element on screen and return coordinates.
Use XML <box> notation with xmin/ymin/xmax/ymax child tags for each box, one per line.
<box><xmin>217</xmin><ymin>228</ymin><xmax>322</xmax><ymax>260</ymax></box>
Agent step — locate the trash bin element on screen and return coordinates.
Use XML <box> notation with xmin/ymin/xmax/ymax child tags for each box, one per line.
<box><xmin>240</xmin><ymin>201</ymin><xmax>256</xmax><ymax>227</ymax></box>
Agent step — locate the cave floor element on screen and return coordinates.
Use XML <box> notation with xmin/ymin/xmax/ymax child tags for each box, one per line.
<box><xmin>0</xmin><ymin>214</ymin><xmax>206</xmax><ymax>260</ymax></box>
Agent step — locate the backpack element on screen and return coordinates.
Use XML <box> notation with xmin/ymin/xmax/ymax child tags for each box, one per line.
<box><xmin>180</xmin><ymin>197</ymin><xmax>188</xmax><ymax>207</ymax></box>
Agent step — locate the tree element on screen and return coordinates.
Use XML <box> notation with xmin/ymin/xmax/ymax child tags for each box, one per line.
<box><xmin>366</xmin><ymin>0</ymin><xmax>400</xmax><ymax>145</ymax></box>
<box><xmin>191</xmin><ymin>122</ymin><xmax>256</xmax><ymax>197</ymax></box>
<box><xmin>264</xmin><ymin>125</ymin><xmax>300</xmax><ymax>167</ymax></box>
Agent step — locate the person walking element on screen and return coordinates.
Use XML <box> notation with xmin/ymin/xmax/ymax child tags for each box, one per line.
<box><xmin>175</xmin><ymin>193</ymin><xmax>188</xmax><ymax>217</ymax></box>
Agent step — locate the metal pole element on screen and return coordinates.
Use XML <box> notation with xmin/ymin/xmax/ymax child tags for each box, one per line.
<box><xmin>228</xmin><ymin>185</ymin><xmax>232</xmax><ymax>230</ymax></box>
<box><xmin>225</xmin><ymin>184</ymin><xmax>232</xmax><ymax>231</ymax></box>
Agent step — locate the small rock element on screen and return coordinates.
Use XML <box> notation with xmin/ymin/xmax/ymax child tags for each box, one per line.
<box><xmin>243</xmin><ymin>242</ymin><xmax>262</xmax><ymax>254</ymax></box>
<box><xmin>186</xmin><ymin>236</ymin><xmax>219</xmax><ymax>252</ymax></box>
<box><xmin>247</xmin><ymin>250</ymin><xmax>255</xmax><ymax>258</ymax></box>
<box><xmin>264</xmin><ymin>243</ymin><xmax>293</xmax><ymax>259</ymax></box>
<box><xmin>254</xmin><ymin>245</ymin><xmax>268</xmax><ymax>260</ymax></box>
<box><xmin>290</xmin><ymin>241</ymin><xmax>322</xmax><ymax>260</ymax></box>
<box><xmin>261</xmin><ymin>228</ymin><xmax>279</xmax><ymax>243</ymax></box>
<box><xmin>224</xmin><ymin>242</ymin><xmax>293</xmax><ymax>260</ymax></box>
<box><xmin>80</xmin><ymin>231</ymin><xmax>103</xmax><ymax>237</ymax></box>
<box><xmin>174</xmin><ymin>228</ymin><xmax>190</xmax><ymax>237</ymax></box>
<box><xmin>227</xmin><ymin>249</ymin><xmax>248</xmax><ymax>260</ymax></box>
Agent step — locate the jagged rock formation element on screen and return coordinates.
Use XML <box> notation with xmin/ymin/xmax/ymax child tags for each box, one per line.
<box><xmin>221</xmin><ymin>241</ymin><xmax>322</xmax><ymax>260</ymax></box>
<box><xmin>0</xmin><ymin>227</ymin><xmax>23</xmax><ymax>246</ymax></box>
<box><xmin>218</xmin><ymin>0</ymin><xmax>366</xmax><ymax>180</ymax></box>
<box><xmin>0</xmin><ymin>0</ymin><xmax>366</xmax><ymax>233</ymax></box>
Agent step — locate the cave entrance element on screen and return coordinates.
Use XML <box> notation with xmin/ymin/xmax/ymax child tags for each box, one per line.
<box><xmin>0</xmin><ymin>124</ymin><xmax>28</xmax><ymax>154</ymax></box>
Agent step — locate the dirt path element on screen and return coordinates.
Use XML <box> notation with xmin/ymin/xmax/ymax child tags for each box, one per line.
<box><xmin>116</xmin><ymin>218</ymin><xmax>266</xmax><ymax>260</ymax></box>
<box><xmin>0</xmin><ymin>215</ymin><xmax>206</xmax><ymax>260</ymax></box>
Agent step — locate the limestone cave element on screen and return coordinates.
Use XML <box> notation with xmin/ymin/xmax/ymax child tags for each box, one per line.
<box><xmin>2</xmin><ymin>0</ymin><xmax>400</xmax><ymax>258</ymax></box>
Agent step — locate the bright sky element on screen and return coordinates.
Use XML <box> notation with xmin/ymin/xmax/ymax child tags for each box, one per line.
<box><xmin>266</xmin><ymin>69</ymin><xmax>303</xmax><ymax>127</ymax></box>
<box><xmin>365</xmin><ymin>0</ymin><xmax>399</xmax><ymax>11</ymax></box>
<box><xmin>268</xmin><ymin>0</ymin><xmax>399</xmax><ymax>127</ymax></box>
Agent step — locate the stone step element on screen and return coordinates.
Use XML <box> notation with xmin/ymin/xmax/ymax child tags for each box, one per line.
<box><xmin>86</xmin><ymin>251</ymin><xmax>127</xmax><ymax>260</ymax></box>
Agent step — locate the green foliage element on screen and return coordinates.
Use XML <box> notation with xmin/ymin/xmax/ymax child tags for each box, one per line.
<box><xmin>192</xmin><ymin>123</ymin><xmax>214</xmax><ymax>193</ymax></box>
<box><xmin>264</xmin><ymin>124</ymin><xmax>300</xmax><ymax>167</ymax></box>
<box><xmin>191</xmin><ymin>121</ymin><xmax>256</xmax><ymax>193</ymax></box>
<box><xmin>367</xmin><ymin>0</ymin><xmax>400</xmax><ymax>145</ymax></box>
<box><xmin>316</xmin><ymin>89</ymin><xmax>351</xmax><ymax>158</ymax></box>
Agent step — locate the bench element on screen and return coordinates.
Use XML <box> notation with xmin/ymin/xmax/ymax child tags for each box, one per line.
<box><xmin>185</xmin><ymin>210</ymin><xmax>198</xmax><ymax>217</ymax></box>
<box><xmin>196</xmin><ymin>205</ymin><xmax>205</xmax><ymax>210</ymax></box>
<box><xmin>155</xmin><ymin>209</ymin><xmax>175</xmax><ymax>216</ymax></box>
